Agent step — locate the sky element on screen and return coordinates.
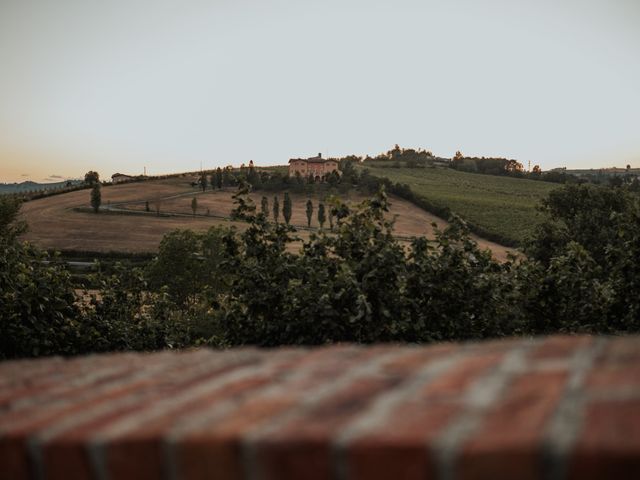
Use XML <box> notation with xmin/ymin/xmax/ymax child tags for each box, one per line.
<box><xmin>0</xmin><ymin>0</ymin><xmax>638</xmax><ymax>183</ymax></box>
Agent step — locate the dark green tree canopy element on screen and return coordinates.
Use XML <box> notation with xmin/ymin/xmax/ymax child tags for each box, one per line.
<box><xmin>90</xmin><ymin>183</ymin><xmax>101</xmax><ymax>213</ymax></box>
<box><xmin>283</xmin><ymin>192</ymin><xmax>292</xmax><ymax>225</ymax></box>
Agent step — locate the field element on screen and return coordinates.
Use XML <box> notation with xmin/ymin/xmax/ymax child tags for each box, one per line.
<box><xmin>20</xmin><ymin>175</ymin><xmax>512</xmax><ymax>260</ymax></box>
<box><xmin>361</xmin><ymin>163</ymin><xmax>559</xmax><ymax>244</ymax></box>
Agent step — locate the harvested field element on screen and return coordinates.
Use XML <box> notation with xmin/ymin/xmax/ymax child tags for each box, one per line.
<box><xmin>20</xmin><ymin>176</ymin><xmax>512</xmax><ymax>260</ymax></box>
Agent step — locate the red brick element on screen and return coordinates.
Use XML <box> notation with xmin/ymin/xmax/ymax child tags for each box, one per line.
<box><xmin>586</xmin><ymin>364</ymin><xmax>640</xmax><ymax>390</ymax></box>
<box><xmin>0</xmin><ymin>351</ymin><xmax>261</xmax><ymax>480</ymax></box>
<box><xmin>173</xmin><ymin>347</ymin><xmax>380</xmax><ymax>480</ymax></box>
<box><xmin>458</xmin><ymin>371</ymin><xmax>569</xmax><ymax>480</ymax></box>
<box><xmin>380</xmin><ymin>344</ymin><xmax>456</xmax><ymax>375</ymax></box>
<box><xmin>177</xmin><ymin>398</ymin><xmax>295</xmax><ymax>480</ymax></box>
<box><xmin>597</xmin><ymin>336</ymin><xmax>640</xmax><ymax>363</ymax></box>
<box><xmin>347</xmin><ymin>403</ymin><xmax>460</xmax><ymax>480</ymax></box>
<box><xmin>0</xmin><ymin>436</ymin><xmax>30</xmax><ymax>480</ymax></box>
<box><xmin>421</xmin><ymin>353</ymin><xmax>504</xmax><ymax>400</ymax></box>
<box><xmin>1</xmin><ymin>337</ymin><xmax>639</xmax><ymax>480</ymax></box>
<box><xmin>569</xmin><ymin>399</ymin><xmax>640</xmax><ymax>480</ymax></box>
<box><xmin>254</xmin><ymin>376</ymin><xmax>403</xmax><ymax>480</ymax></box>
<box><xmin>345</xmin><ymin>353</ymin><xmax>504</xmax><ymax>480</ymax></box>
<box><xmin>529</xmin><ymin>335</ymin><xmax>593</xmax><ymax>361</ymax></box>
<box><xmin>102</xmin><ymin>375</ymin><xmax>276</xmax><ymax>480</ymax></box>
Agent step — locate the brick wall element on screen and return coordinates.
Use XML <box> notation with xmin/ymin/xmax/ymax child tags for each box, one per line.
<box><xmin>0</xmin><ymin>335</ymin><xmax>638</xmax><ymax>479</ymax></box>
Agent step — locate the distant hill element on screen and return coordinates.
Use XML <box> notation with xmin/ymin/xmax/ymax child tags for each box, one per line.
<box><xmin>0</xmin><ymin>180</ymin><xmax>83</xmax><ymax>195</ymax></box>
<box><xmin>563</xmin><ymin>167</ymin><xmax>640</xmax><ymax>177</ymax></box>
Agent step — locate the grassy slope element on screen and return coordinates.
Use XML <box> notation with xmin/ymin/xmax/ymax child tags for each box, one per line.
<box><xmin>361</xmin><ymin>164</ymin><xmax>558</xmax><ymax>244</ymax></box>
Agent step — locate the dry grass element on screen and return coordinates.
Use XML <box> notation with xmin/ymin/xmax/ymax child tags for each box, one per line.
<box><xmin>20</xmin><ymin>176</ymin><xmax>512</xmax><ymax>260</ymax></box>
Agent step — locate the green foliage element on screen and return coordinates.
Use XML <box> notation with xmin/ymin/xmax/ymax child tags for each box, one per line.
<box><xmin>283</xmin><ymin>192</ymin><xmax>292</xmax><ymax>225</ymax></box>
<box><xmin>3</xmin><ymin>182</ymin><xmax>640</xmax><ymax>359</ymax></box>
<box><xmin>84</xmin><ymin>171</ymin><xmax>99</xmax><ymax>185</ymax></box>
<box><xmin>526</xmin><ymin>184</ymin><xmax>632</xmax><ymax>264</ymax></box>
<box><xmin>199</xmin><ymin>172</ymin><xmax>208</xmax><ymax>192</ymax></box>
<box><xmin>0</xmin><ymin>196</ymin><xmax>26</xmax><ymax>239</ymax></box>
<box><xmin>79</xmin><ymin>264</ymin><xmax>193</xmax><ymax>352</ymax></box>
<box><xmin>361</xmin><ymin>164</ymin><xmax>557</xmax><ymax>245</ymax></box>
<box><xmin>273</xmin><ymin>195</ymin><xmax>280</xmax><ymax>223</ymax></box>
<box><xmin>90</xmin><ymin>183</ymin><xmax>101</xmax><ymax>213</ymax></box>
<box><xmin>317</xmin><ymin>203</ymin><xmax>326</xmax><ymax>229</ymax></box>
<box><xmin>0</xmin><ymin>242</ymin><xmax>80</xmax><ymax>358</ymax></box>
<box><xmin>0</xmin><ymin>197</ymin><xmax>79</xmax><ymax>358</ymax></box>
<box><xmin>305</xmin><ymin>199</ymin><xmax>313</xmax><ymax>227</ymax></box>
<box><xmin>525</xmin><ymin>184</ymin><xmax>640</xmax><ymax>332</ymax></box>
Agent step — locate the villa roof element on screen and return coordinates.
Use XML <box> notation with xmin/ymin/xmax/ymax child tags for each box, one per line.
<box><xmin>289</xmin><ymin>156</ymin><xmax>338</xmax><ymax>164</ymax></box>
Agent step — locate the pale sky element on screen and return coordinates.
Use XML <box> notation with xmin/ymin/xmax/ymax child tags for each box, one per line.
<box><xmin>1</xmin><ymin>0</ymin><xmax>638</xmax><ymax>183</ymax></box>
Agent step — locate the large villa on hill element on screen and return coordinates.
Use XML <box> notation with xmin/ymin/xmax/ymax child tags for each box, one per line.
<box><xmin>288</xmin><ymin>153</ymin><xmax>339</xmax><ymax>179</ymax></box>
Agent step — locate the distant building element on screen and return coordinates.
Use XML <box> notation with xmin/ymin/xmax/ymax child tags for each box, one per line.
<box><xmin>288</xmin><ymin>153</ymin><xmax>339</xmax><ymax>179</ymax></box>
<box><xmin>111</xmin><ymin>173</ymin><xmax>134</xmax><ymax>184</ymax></box>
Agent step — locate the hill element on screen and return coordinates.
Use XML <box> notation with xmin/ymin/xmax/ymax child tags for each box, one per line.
<box><xmin>360</xmin><ymin>163</ymin><xmax>558</xmax><ymax>244</ymax></box>
<box><xmin>20</xmin><ymin>175</ymin><xmax>512</xmax><ymax>260</ymax></box>
<box><xmin>0</xmin><ymin>180</ymin><xmax>82</xmax><ymax>195</ymax></box>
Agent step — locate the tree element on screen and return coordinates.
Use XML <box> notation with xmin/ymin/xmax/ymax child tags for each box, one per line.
<box><xmin>0</xmin><ymin>197</ymin><xmax>80</xmax><ymax>359</ymax></box>
<box><xmin>273</xmin><ymin>196</ymin><xmax>280</xmax><ymax>223</ymax></box>
<box><xmin>146</xmin><ymin>227</ymin><xmax>229</xmax><ymax>307</ymax></box>
<box><xmin>505</xmin><ymin>159</ymin><xmax>524</xmax><ymax>173</ymax></box>
<box><xmin>222</xmin><ymin>167</ymin><xmax>233</xmax><ymax>187</ymax></box>
<box><xmin>317</xmin><ymin>203</ymin><xmax>326</xmax><ymax>229</ymax></box>
<box><xmin>305</xmin><ymin>199</ymin><xmax>313</xmax><ymax>227</ymax></box>
<box><xmin>261</xmin><ymin>196</ymin><xmax>269</xmax><ymax>217</ymax></box>
<box><xmin>84</xmin><ymin>171</ymin><xmax>99</xmax><ymax>185</ymax></box>
<box><xmin>283</xmin><ymin>192</ymin><xmax>292</xmax><ymax>225</ymax></box>
<box><xmin>532</xmin><ymin>165</ymin><xmax>542</xmax><ymax>175</ymax></box>
<box><xmin>450</xmin><ymin>151</ymin><xmax>464</xmax><ymax>170</ymax></box>
<box><xmin>248</xmin><ymin>160</ymin><xmax>259</xmax><ymax>186</ymax></box>
<box><xmin>90</xmin><ymin>183</ymin><xmax>101</xmax><ymax>213</ymax></box>
<box><xmin>200</xmin><ymin>172</ymin><xmax>208</xmax><ymax>192</ymax></box>
<box><xmin>0</xmin><ymin>196</ymin><xmax>26</xmax><ymax>240</ymax></box>
<box><xmin>191</xmin><ymin>197</ymin><xmax>198</xmax><ymax>216</ymax></box>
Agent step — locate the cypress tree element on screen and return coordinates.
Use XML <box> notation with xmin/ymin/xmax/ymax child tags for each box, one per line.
<box><xmin>215</xmin><ymin>167</ymin><xmax>223</xmax><ymax>189</ymax></box>
<box><xmin>273</xmin><ymin>196</ymin><xmax>280</xmax><ymax>223</ymax></box>
<box><xmin>200</xmin><ymin>172</ymin><xmax>208</xmax><ymax>192</ymax></box>
<box><xmin>317</xmin><ymin>203</ymin><xmax>326</xmax><ymax>229</ymax></box>
<box><xmin>90</xmin><ymin>183</ymin><xmax>101</xmax><ymax>213</ymax></box>
<box><xmin>283</xmin><ymin>192</ymin><xmax>292</xmax><ymax>225</ymax></box>
<box><xmin>305</xmin><ymin>199</ymin><xmax>313</xmax><ymax>227</ymax></box>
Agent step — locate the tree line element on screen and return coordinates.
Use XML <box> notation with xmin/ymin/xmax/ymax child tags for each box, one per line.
<box><xmin>2</xmin><ymin>181</ymin><xmax>639</xmax><ymax>359</ymax></box>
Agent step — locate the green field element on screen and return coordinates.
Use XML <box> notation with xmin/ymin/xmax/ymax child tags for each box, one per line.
<box><xmin>361</xmin><ymin>164</ymin><xmax>559</xmax><ymax>245</ymax></box>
